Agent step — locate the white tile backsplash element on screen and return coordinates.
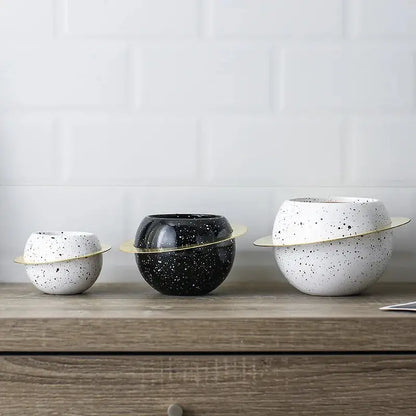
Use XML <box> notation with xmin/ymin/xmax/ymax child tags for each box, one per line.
<box><xmin>66</xmin><ymin>0</ymin><xmax>198</xmax><ymax>37</ymax></box>
<box><xmin>352</xmin><ymin>0</ymin><xmax>416</xmax><ymax>37</ymax></box>
<box><xmin>0</xmin><ymin>0</ymin><xmax>53</xmax><ymax>37</ymax></box>
<box><xmin>1</xmin><ymin>0</ymin><xmax>416</xmax><ymax>282</ymax></box>
<box><xmin>347</xmin><ymin>118</ymin><xmax>416</xmax><ymax>186</ymax></box>
<box><xmin>0</xmin><ymin>42</ymin><xmax>127</xmax><ymax>108</ymax></box>
<box><xmin>64</xmin><ymin>118</ymin><xmax>200</xmax><ymax>185</ymax></box>
<box><xmin>0</xmin><ymin>116</ymin><xmax>59</xmax><ymax>185</ymax></box>
<box><xmin>205</xmin><ymin>118</ymin><xmax>343</xmax><ymax>185</ymax></box>
<box><xmin>136</xmin><ymin>45</ymin><xmax>270</xmax><ymax>112</ymax></box>
<box><xmin>208</xmin><ymin>0</ymin><xmax>343</xmax><ymax>37</ymax></box>
<box><xmin>282</xmin><ymin>47</ymin><xmax>414</xmax><ymax>110</ymax></box>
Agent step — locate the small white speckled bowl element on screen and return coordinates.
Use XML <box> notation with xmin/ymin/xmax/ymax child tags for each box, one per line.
<box><xmin>15</xmin><ymin>232</ymin><xmax>111</xmax><ymax>295</ymax></box>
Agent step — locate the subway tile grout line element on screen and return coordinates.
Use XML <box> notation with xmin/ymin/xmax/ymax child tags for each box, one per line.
<box><xmin>53</xmin><ymin>0</ymin><xmax>67</xmax><ymax>38</ymax></box>
<box><xmin>268</xmin><ymin>45</ymin><xmax>276</xmax><ymax>112</ymax></box>
<box><xmin>125</xmin><ymin>46</ymin><xmax>136</xmax><ymax>112</ymax></box>
<box><xmin>339</xmin><ymin>117</ymin><xmax>350</xmax><ymax>186</ymax></box>
<box><xmin>198</xmin><ymin>0</ymin><xmax>207</xmax><ymax>39</ymax></box>
<box><xmin>342</xmin><ymin>0</ymin><xmax>353</xmax><ymax>40</ymax></box>
<box><xmin>2</xmin><ymin>185</ymin><xmax>416</xmax><ymax>190</ymax></box>
<box><xmin>195</xmin><ymin>119</ymin><xmax>206</xmax><ymax>184</ymax></box>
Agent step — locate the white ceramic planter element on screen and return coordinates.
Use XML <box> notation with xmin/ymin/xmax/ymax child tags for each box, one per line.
<box><xmin>23</xmin><ymin>231</ymin><xmax>102</xmax><ymax>264</ymax></box>
<box><xmin>274</xmin><ymin>230</ymin><xmax>393</xmax><ymax>296</ymax></box>
<box><xmin>272</xmin><ymin>197</ymin><xmax>391</xmax><ymax>246</ymax></box>
<box><xmin>254</xmin><ymin>196</ymin><xmax>410</xmax><ymax>297</ymax></box>
<box><xmin>25</xmin><ymin>255</ymin><xmax>103</xmax><ymax>295</ymax></box>
<box><xmin>20</xmin><ymin>231</ymin><xmax>108</xmax><ymax>295</ymax></box>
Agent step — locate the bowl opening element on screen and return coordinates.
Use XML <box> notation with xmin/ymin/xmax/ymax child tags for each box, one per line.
<box><xmin>290</xmin><ymin>197</ymin><xmax>379</xmax><ymax>204</ymax></box>
<box><xmin>148</xmin><ymin>214</ymin><xmax>222</xmax><ymax>220</ymax></box>
<box><xmin>35</xmin><ymin>231</ymin><xmax>95</xmax><ymax>237</ymax></box>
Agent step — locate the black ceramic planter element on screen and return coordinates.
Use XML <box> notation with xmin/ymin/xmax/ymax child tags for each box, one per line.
<box><xmin>134</xmin><ymin>214</ymin><xmax>236</xmax><ymax>296</ymax></box>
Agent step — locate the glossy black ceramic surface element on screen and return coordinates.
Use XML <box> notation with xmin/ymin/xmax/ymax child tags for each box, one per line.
<box><xmin>134</xmin><ymin>214</ymin><xmax>233</xmax><ymax>250</ymax></box>
<box><xmin>134</xmin><ymin>214</ymin><xmax>236</xmax><ymax>295</ymax></box>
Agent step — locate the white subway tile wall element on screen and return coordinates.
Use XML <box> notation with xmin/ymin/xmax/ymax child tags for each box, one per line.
<box><xmin>0</xmin><ymin>0</ymin><xmax>53</xmax><ymax>37</ymax></box>
<box><xmin>209</xmin><ymin>0</ymin><xmax>344</xmax><ymax>37</ymax></box>
<box><xmin>282</xmin><ymin>48</ymin><xmax>414</xmax><ymax>110</ymax></box>
<box><xmin>66</xmin><ymin>0</ymin><xmax>199</xmax><ymax>37</ymax></box>
<box><xmin>0</xmin><ymin>43</ymin><xmax>127</xmax><ymax>108</ymax></box>
<box><xmin>137</xmin><ymin>45</ymin><xmax>270</xmax><ymax>111</ymax></box>
<box><xmin>350</xmin><ymin>0</ymin><xmax>416</xmax><ymax>37</ymax></box>
<box><xmin>65</xmin><ymin>118</ymin><xmax>200</xmax><ymax>184</ymax></box>
<box><xmin>1</xmin><ymin>0</ymin><xmax>415</xmax><ymax>282</ymax></box>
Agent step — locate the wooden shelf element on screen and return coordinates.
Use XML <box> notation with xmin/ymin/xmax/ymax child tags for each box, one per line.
<box><xmin>0</xmin><ymin>282</ymin><xmax>414</xmax><ymax>352</ymax></box>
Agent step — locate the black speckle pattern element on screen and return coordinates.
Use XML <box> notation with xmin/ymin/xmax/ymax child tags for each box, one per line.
<box><xmin>25</xmin><ymin>254</ymin><xmax>103</xmax><ymax>295</ymax></box>
<box><xmin>24</xmin><ymin>231</ymin><xmax>102</xmax><ymax>263</ymax></box>
<box><xmin>274</xmin><ymin>231</ymin><xmax>393</xmax><ymax>296</ymax></box>
<box><xmin>23</xmin><ymin>231</ymin><xmax>104</xmax><ymax>295</ymax></box>
<box><xmin>134</xmin><ymin>214</ymin><xmax>236</xmax><ymax>296</ymax></box>
<box><xmin>273</xmin><ymin>197</ymin><xmax>391</xmax><ymax>246</ymax></box>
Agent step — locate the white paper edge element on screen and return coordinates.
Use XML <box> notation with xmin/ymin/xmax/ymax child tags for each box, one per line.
<box><xmin>379</xmin><ymin>301</ymin><xmax>416</xmax><ymax>311</ymax></box>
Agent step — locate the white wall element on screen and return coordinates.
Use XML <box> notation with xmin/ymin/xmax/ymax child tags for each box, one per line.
<box><xmin>1</xmin><ymin>0</ymin><xmax>416</xmax><ymax>283</ymax></box>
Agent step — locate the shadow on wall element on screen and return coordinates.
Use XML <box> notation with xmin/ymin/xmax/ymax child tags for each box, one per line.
<box><xmin>384</xmin><ymin>251</ymin><xmax>416</xmax><ymax>282</ymax></box>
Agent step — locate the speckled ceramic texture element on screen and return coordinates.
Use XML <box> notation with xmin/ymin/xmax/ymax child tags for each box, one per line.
<box><xmin>135</xmin><ymin>214</ymin><xmax>234</xmax><ymax>250</ymax></box>
<box><xmin>25</xmin><ymin>254</ymin><xmax>103</xmax><ymax>295</ymax></box>
<box><xmin>134</xmin><ymin>214</ymin><xmax>236</xmax><ymax>295</ymax></box>
<box><xmin>273</xmin><ymin>197</ymin><xmax>391</xmax><ymax>246</ymax></box>
<box><xmin>23</xmin><ymin>231</ymin><xmax>102</xmax><ymax>263</ymax></box>
<box><xmin>274</xmin><ymin>230</ymin><xmax>393</xmax><ymax>296</ymax></box>
<box><xmin>23</xmin><ymin>232</ymin><xmax>104</xmax><ymax>295</ymax></box>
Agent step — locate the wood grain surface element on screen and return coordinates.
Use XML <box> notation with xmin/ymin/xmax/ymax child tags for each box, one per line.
<box><xmin>0</xmin><ymin>354</ymin><xmax>415</xmax><ymax>415</ymax></box>
<box><xmin>0</xmin><ymin>282</ymin><xmax>415</xmax><ymax>352</ymax></box>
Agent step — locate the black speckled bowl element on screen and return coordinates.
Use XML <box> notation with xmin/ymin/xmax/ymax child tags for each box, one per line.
<box><xmin>134</xmin><ymin>214</ymin><xmax>236</xmax><ymax>296</ymax></box>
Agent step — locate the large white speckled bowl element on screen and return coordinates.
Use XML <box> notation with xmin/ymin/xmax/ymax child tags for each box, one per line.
<box><xmin>23</xmin><ymin>231</ymin><xmax>104</xmax><ymax>295</ymax></box>
<box><xmin>274</xmin><ymin>230</ymin><xmax>393</xmax><ymax>296</ymax></box>
<box><xmin>273</xmin><ymin>197</ymin><xmax>391</xmax><ymax>246</ymax></box>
